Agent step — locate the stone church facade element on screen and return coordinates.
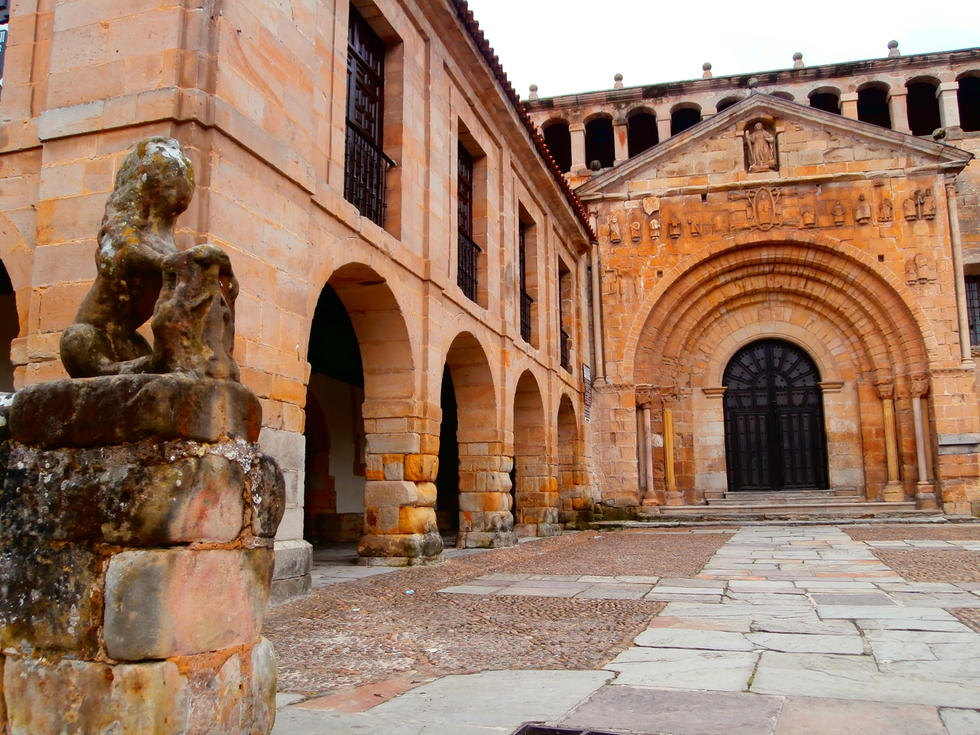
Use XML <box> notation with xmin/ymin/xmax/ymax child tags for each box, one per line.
<box><xmin>0</xmin><ymin>0</ymin><xmax>978</xmax><ymax>598</ymax></box>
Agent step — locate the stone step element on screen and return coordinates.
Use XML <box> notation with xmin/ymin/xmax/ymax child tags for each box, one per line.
<box><xmin>640</xmin><ymin>501</ymin><xmax>934</xmax><ymax>522</ymax></box>
<box><xmin>709</xmin><ymin>491</ymin><xmax>862</xmax><ymax>505</ymax></box>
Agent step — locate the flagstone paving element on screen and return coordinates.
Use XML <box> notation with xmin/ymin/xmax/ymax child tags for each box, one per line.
<box><xmin>273</xmin><ymin>524</ymin><xmax>980</xmax><ymax>734</ymax></box>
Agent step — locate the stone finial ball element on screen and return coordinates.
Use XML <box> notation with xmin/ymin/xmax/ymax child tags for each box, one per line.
<box><xmin>887</xmin><ymin>40</ymin><xmax>899</xmax><ymax>49</ymax></box>
<box><xmin>702</xmin><ymin>62</ymin><xmax>712</xmax><ymax>71</ymax></box>
<box><xmin>614</xmin><ymin>73</ymin><xmax>623</xmax><ymax>82</ymax></box>
<box><xmin>793</xmin><ymin>52</ymin><xmax>803</xmax><ymax>61</ymax></box>
<box><xmin>747</xmin><ymin>76</ymin><xmax>759</xmax><ymax>89</ymax></box>
<box><xmin>529</xmin><ymin>84</ymin><xmax>538</xmax><ymax>92</ymax></box>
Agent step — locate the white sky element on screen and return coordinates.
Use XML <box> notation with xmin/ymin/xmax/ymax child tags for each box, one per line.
<box><xmin>464</xmin><ymin>0</ymin><xmax>980</xmax><ymax>99</ymax></box>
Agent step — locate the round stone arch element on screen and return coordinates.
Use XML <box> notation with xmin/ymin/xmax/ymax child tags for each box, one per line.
<box><xmin>511</xmin><ymin>369</ymin><xmax>559</xmax><ymax>537</ymax></box>
<box><xmin>0</xmin><ymin>211</ymin><xmax>33</xmax><ymax>388</ymax></box>
<box><xmin>627</xmin><ymin>233</ymin><xmax>933</xmax><ymax>504</ymax></box>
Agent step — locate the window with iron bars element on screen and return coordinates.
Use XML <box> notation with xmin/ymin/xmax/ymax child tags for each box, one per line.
<box><xmin>560</xmin><ymin>328</ymin><xmax>571</xmax><ymax>371</ymax></box>
<box><xmin>967</xmin><ymin>276</ymin><xmax>980</xmax><ymax>346</ymax></box>
<box><xmin>344</xmin><ymin>7</ymin><xmax>393</xmax><ymax>227</ymax></box>
<box><xmin>519</xmin><ymin>222</ymin><xmax>533</xmax><ymax>343</ymax></box>
<box><xmin>457</xmin><ymin>142</ymin><xmax>480</xmax><ymax>302</ymax></box>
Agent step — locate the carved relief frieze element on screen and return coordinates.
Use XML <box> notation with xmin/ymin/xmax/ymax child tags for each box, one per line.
<box><xmin>905</xmin><ymin>254</ymin><xmax>937</xmax><ymax>285</ymax></box>
<box><xmin>855</xmin><ymin>194</ymin><xmax>871</xmax><ymax>225</ymax></box>
<box><xmin>648</xmin><ymin>216</ymin><xmax>662</xmax><ymax>240</ymax></box>
<box><xmin>902</xmin><ymin>188</ymin><xmax>936</xmax><ymax>222</ymax></box>
<box><xmin>608</xmin><ymin>214</ymin><xmax>623</xmax><ymax>243</ymax></box>
<box><xmin>728</xmin><ymin>187</ymin><xmax>787</xmax><ymax>231</ymax></box>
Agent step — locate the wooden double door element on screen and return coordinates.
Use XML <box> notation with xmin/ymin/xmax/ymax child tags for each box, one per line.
<box><xmin>723</xmin><ymin>339</ymin><xmax>828</xmax><ymax>492</ymax></box>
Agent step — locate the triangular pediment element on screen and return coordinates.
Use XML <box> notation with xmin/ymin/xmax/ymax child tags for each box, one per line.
<box><xmin>577</xmin><ymin>94</ymin><xmax>973</xmax><ymax>197</ymax></box>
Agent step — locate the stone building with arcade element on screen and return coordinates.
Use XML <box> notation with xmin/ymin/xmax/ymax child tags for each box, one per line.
<box><xmin>526</xmin><ymin>46</ymin><xmax>980</xmax><ymax>519</ymax></box>
<box><xmin>0</xmin><ymin>0</ymin><xmax>978</xmax><ymax>601</ymax></box>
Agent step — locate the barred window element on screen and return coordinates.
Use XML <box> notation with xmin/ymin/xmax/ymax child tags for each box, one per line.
<box><xmin>967</xmin><ymin>276</ymin><xmax>980</xmax><ymax>346</ymax></box>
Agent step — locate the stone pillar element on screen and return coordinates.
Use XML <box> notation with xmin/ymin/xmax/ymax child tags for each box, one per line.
<box><xmin>937</xmin><ymin>82</ymin><xmax>961</xmax><ymax>130</ymax></box>
<box><xmin>662</xmin><ymin>392</ymin><xmax>683</xmax><ymax>505</ymax></box>
<box><xmin>358</xmin><ymin>402</ymin><xmax>443</xmax><ymax>565</ymax></box>
<box><xmin>613</xmin><ymin>119</ymin><xmax>629</xmax><ymax>164</ymax></box>
<box><xmin>569</xmin><ymin>123</ymin><xmax>586</xmax><ymax>173</ymax></box>
<box><xmin>888</xmin><ymin>91</ymin><xmax>911</xmax><ymax>134</ymax></box>
<box><xmin>457</xmin><ymin>441</ymin><xmax>517</xmax><ymax>548</ymax></box>
<box><xmin>945</xmin><ymin>181</ymin><xmax>974</xmax><ymax>365</ymax></box>
<box><xmin>0</xmin><ymin>376</ymin><xmax>283</xmax><ymax>734</ymax></box>
<box><xmin>656</xmin><ymin>114</ymin><xmax>672</xmax><ymax>143</ymax></box>
<box><xmin>840</xmin><ymin>92</ymin><xmax>859</xmax><ymax>120</ymax></box>
<box><xmin>590</xmin><ymin>244</ymin><xmax>605</xmax><ymax>381</ymax></box>
<box><xmin>910</xmin><ymin>374</ymin><xmax>938</xmax><ymax>509</ymax></box>
<box><xmin>639</xmin><ymin>402</ymin><xmax>656</xmax><ymax>503</ymax></box>
<box><xmin>876</xmin><ymin>379</ymin><xmax>904</xmax><ymax>502</ymax></box>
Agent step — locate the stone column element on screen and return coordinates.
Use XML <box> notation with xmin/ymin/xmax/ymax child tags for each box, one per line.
<box><xmin>876</xmin><ymin>379</ymin><xmax>904</xmax><ymax>502</ymax></box>
<box><xmin>662</xmin><ymin>391</ymin><xmax>683</xmax><ymax>505</ymax></box>
<box><xmin>888</xmin><ymin>91</ymin><xmax>911</xmax><ymax>134</ymax></box>
<box><xmin>840</xmin><ymin>92</ymin><xmax>859</xmax><ymax>120</ymax></box>
<box><xmin>945</xmin><ymin>181</ymin><xmax>974</xmax><ymax>365</ymax></box>
<box><xmin>590</xmin><ymin>243</ymin><xmax>605</xmax><ymax>381</ymax></box>
<box><xmin>569</xmin><ymin>123</ymin><xmax>586</xmax><ymax>172</ymax></box>
<box><xmin>656</xmin><ymin>114</ymin><xmax>672</xmax><ymax>143</ymax></box>
<box><xmin>639</xmin><ymin>401</ymin><xmax>656</xmax><ymax>503</ymax></box>
<box><xmin>613</xmin><ymin>119</ymin><xmax>629</xmax><ymax>164</ymax></box>
<box><xmin>937</xmin><ymin>82</ymin><xmax>961</xmax><ymax>130</ymax></box>
<box><xmin>457</xmin><ymin>441</ymin><xmax>517</xmax><ymax>548</ymax></box>
<box><xmin>358</xmin><ymin>402</ymin><xmax>443</xmax><ymax>564</ymax></box>
<box><xmin>910</xmin><ymin>374</ymin><xmax>938</xmax><ymax>509</ymax></box>
<box><xmin>0</xmin><ymin>376</ymin><xmax>284</xmax><ymax>734</ymax></box>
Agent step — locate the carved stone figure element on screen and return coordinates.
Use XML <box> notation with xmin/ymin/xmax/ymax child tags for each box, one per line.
<box><xmin>879</xmin><ymin>197</ymin><xmax>893</xmax><ymax>222</ymax></box>
<box><xmin>905</xmin><ymin>257</ymin><xmax>919</xmax><ymax>284</ymax></box>
<box><xmin>688</xmin><ymin>219</ymin><xmax>701</xmax><ymax>237</ymax></box>
<box><xmin>668</xmin><ymin>219</ymin><xmax>682</xmax><ymax>239</ymax></box>
<box><xmin>609</xmin><ymin>214</ymin><xmax>622</xmax><ymax>243</ymax></box>
<box><xmin>920</xmin><ymin>188</ymin><xmax>936</xmax><ymax>220</ymax></box>
<box><xmin>630</xmin><ymin>218</ymin><xmax>642</xmax><ymax>242</ymax></box>
<box><xmin>60</xmin><ymin>137</ymin><xmax>194</xmax><ymax>378</ymax></box>
<box><xmin>801</xmin><ymin>205</ymin><xmax>816</xmax><ymax>228</ymax></box>
<box><xmin>903</xmin><ymin>194</ymin><xmax>919</xmax><ymax>221</ymax></box>
<box><xmin>745</xmin><ymin>122</ymin><xmax>777</xmax><ymax>172</ymax></box>
<box><xmin>648</xmin><ymin>216</ymin><xmax>662</xmax><ymax>240</ymax></box>
<box><xmin>855</xmin><ymin>194</ymin><xmax>872</xmax><ymax>224</ymax></box>
<box><xmin>831</xmin><ymin>200</ymin><xmax>846</xmax><ymax>226</ymax></box>
<box><xmin>915</xmin><ymin>253</ymin><xmax>936</xmax><ymax>282</ymax></box>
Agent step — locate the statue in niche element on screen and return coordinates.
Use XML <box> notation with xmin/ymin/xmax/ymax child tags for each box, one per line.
<box><xmin>905</xmin><ymin>253</ymin><xmax>937</xmax><ymax>284</ymax></box>
<box><xmin>920</xmin><ymin>189</ymin><xmax>936</xmax><ymax>220</ymax></box>
<box><xmin>745</xmin><ymin>122</ymin><xmax>777</xmax><ymax>172</ymax></box>
<box><xmin>668</xmin><ymin>219</ymin><xmax>682</xmax><ymax>239</ymax></box>
<box><xmin>630</xmin><ymin>218</ymin><xmax>642</xmax><ymax>243</ymax></box>
<box><xmin>800</xmin><ymin>205</ymin><xmax>816</xmax><ymax>228</ymax></box>
<box><xmin>831</xmin><ymin>200</ymin><xmax>846</xmax><ymax>226</ymax></box>
<box><xmin>60</xmin><ymin>137</ymin><xmax>241</xmax><ymax>380</ymax></box>
<box><xmin>903</xmin><ymin>194</ymin><xmax>919</xmax><ymax>221</ymax></box>
<box><xmin>688</xmin><ymin>219</ymin><xmax>701</xmax><ymax>237</ymax></box>
<box><xmin>855</xmin><ymin>194</ymin><xmax>872</xmax><ymax>224</ymax></box>
<box><xmin>609</xmin><ymin>215</ymin><xmax>623</xmax><ymax>243</ymax></box>
<box><xmin>905</xmin><ymin>258</ymin><xmax>918</xmax><ymax>284</ymax></box>
<box><xmin>648</xmin><ymin>216</ymin><xmax>662</xmax><ymax>240</ymax></box>
<box><xmin>879</xmin><ymin>197</ymin><xmax>893</xmax><ymax>222</ymax></box>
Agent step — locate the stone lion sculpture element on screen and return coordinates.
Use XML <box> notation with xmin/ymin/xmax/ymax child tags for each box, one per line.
<box><xmin>60</xmin><ymin>137</ymin><xmax>240</xmax><ymax>380</ymax></box>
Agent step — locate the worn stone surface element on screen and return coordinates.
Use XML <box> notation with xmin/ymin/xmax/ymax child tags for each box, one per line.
<box><xmin>10</xmin><ymin>374</ymin><xmax>262</xmax><ymax>448</ymax></box>
<box><xmin>2</xmin><ymin>442</ymin><xmax>246</xmax><ymax>545</ymax></box>
<box><xmin>3</xmin><ymin>654</ymin><xmax>189</xmax><ymax>734</ymax></box>
<box><xmin>250</xmin><ymin>453</ymin><xmax>286</xmax><ymax>538</ymax></box>
<box><xmin>103</xmin><ymin>548</ymin><xmax>273</xmax><ymax>660</ymax></box>
<box><xmin>0</xmin><ymin>546</ymin><xmax>105</xmax><ymax>655</ymax></box>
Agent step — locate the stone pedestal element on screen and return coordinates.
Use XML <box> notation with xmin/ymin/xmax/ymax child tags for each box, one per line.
<box><xmin>0</xmin><ymin>374</ymin><xmax>284</xmax><ymax>734</ymax></box>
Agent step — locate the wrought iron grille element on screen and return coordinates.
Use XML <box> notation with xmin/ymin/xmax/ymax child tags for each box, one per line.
<box><xmin>344</xmin><ymin>7</ymin><xmax>390</xmax><ymax>227</ymax></box>
<box><xmin>560</xmin><ymin>328</ymin><xmax>571</xmax><ymax>371</ymax></box>
<box><xmin>457</xmin><ymin>143</ymin><xmax>479</xmax><ymax>302</ymax></box>
<box><xmin>457</xmin><ymin>230</ymin><xmax>481</xmax><ymax>302</ymax></box>
<box><xmin>967</xmin><ymin>276</ymin><xmax>980</xmax><ymax>346</ymax></box>
<box><xmin>519</xmin><ymin>222</ymin><xmax>532</xmax><ymax>342</ymax></box>
<box><xmin>520</xmin><ymin>292</ymin><xmax>534</xmax><ymax>343</ymax></box>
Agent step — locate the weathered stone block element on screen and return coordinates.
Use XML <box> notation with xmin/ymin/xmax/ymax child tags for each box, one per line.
<box><xmin>3</xmin><ymin>655</ymin><xmax>189</xmax><ymax>735</ymax></box>
<box><xmin>357</xmin><ymin>532</ymin><xmax>443</xmax><ymax>561</ymax></box>
<box><xmin>459</xmin><ymin>491</ymin><xmax>511</xmax><ymax>512</ymax></box>
<box><xmin>364</xmin><ymin>480</ymin><xmax>419</xmax><ymax>507</ymax></box>
<box><xmin>416</xmin><ymin>481</ymin><xmax>438</xmax><ymax>506</ymax></box>
<box><xmin>10</xmin><ymin>374</ymin><xmax>261</xmax><ymax>449</ymax></box>
<box><xmin>272</xmin><ymin>539</ymin><xmax>312</xmax><ymax>579</ymax></box>
<box><xmin>0</xmin><ymin>547</ymin><xmax>104</xmax><ymax>656</ymax></box>
<box><xmin>2</xmin><ymin>443</ymin><xmax>247</xmax><ymax>545</ymax></box>
<box><xmin>249</xmin><ymin>453</ymin><xmax>286</xmax><ymax>538</ymax></box>
<box><xmin>103</xmin><ymin>548</ymin><xmax>273</xmax><ymax>660</ymax></box>
<box><xmin>404</xmin><ymin>454</ymin><xmax>438</xmax><ymax>482</ymax></box>
<box><xmin>398</xmin><ymin>506</ymin><xmax>437</xmax><ymax>534</ymax></box>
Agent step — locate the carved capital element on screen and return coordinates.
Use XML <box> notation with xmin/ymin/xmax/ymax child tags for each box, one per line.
<box><xmin>874</xmin><ymin>379</ymin><xmax>894</xmax><ymax>400</ymax></box>
<box><xmin>910</xmin><ymin>373</ymin><xmax>930</xmax><ymax>398</ymax></box>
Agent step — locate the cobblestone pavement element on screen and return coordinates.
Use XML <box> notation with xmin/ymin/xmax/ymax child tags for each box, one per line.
<box><xmin>271</xmin><ymin>523</ymin><xmax>980</xmax><ymax>734</ymax></box>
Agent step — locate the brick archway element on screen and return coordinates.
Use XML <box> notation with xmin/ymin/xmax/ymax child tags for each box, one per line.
<box><xmin>631</xmin><ymin>238</ymin><xmax>931</xmax><ymax>504</ymax></box>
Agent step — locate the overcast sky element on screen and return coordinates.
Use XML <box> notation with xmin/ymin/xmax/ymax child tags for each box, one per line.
<box><xmin>464</xmin><ymin>0</ymin><xmax>980</xmax><ymax>99</ymax></box>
